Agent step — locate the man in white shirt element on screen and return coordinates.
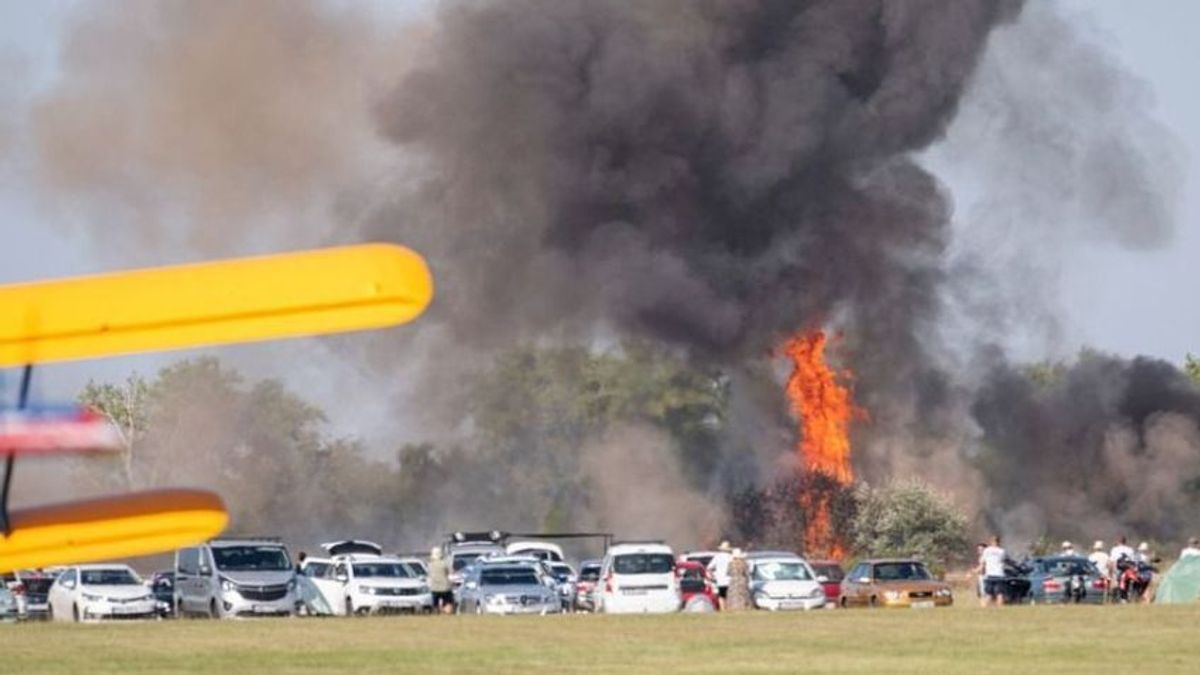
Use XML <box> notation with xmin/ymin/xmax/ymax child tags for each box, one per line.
<box><xmin>706</xmin><ymin>541</ymin><xmax>733</xmax><ymax>609</ymax></box>
<box><xmin>1060</xmin><ymin>541</ymin><xmax>1076</xmax><ymax>557</ymax></box>
<box><xmin>1110</xmin><ymin>537</ymin><xmax>1136</xmax><ymax>568</ymax></box>
<box><xmin>1180</xmin><ymin>538</ymin><xmax>1200</xmax><ymax>559</ymax></box>
<box><xmin>978</xmin><ymin>535</ymin><xmax>1008</xmax><ymax>607</ymax></box>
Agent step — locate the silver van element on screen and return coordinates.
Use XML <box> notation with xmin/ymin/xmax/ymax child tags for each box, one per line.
<box><xmin>175</xmin><ymin>538</ymin><xmax>298</xmax><ymax>618</ymax></box>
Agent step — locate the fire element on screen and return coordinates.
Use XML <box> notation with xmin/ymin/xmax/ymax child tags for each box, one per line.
<box><xmin>781</xmin><ymin>330</ymin><xmax>859</xmax><ymax>559</ymax></box>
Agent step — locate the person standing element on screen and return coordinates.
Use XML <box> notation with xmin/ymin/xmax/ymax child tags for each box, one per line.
<box><xmin>978</xmin><ymin>536</ymin><xmax>1008</xmax><ymax>607</ymax></box>
<box><xmin>427</xmin><ymin>547</ymin><xmax>453</xmax><ymax>614</ymax></box>
<box><xmin>707</xmin><ymin>541</ymin><xmax>733</xmax><ymax>610</ymax></box>
<box><xmin>1088</xmin><ymin>541</ymin><xmax>1111</xmax><ymax>601</ymax></box>
<box><xmin>725</xmin><ymin>549</ymin><xmax>751</xmax><ymax>611</ymax></box>
<box><xmin>974</xmin><ymin>543</ymin><xmax>987</xmax><ymax>599</ymax></box>
<box><xmin>1110</xmin><ymin>537</ymin><xmax>1135</xmax><ymax>567</ymax></box>
<box><xmin>1180</xmin><ymin>538</ymin><xmax>1200</xmax><ymax>559</ymax></box>
<box><xmin>1060</xmin><ymin>541</ymin><xmax>1077</xmax><ymax>556</ymax></box>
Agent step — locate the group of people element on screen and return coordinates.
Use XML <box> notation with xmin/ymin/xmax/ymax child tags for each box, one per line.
<box><xmin>976</xmin><ymin>534</ymin><xmax>1200</xmax><ymax>606</ymax></box>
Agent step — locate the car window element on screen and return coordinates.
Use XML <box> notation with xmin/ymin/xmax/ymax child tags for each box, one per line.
<box><xmin>752</xmin><ymin>561</ymin><xmax>813</xmax><ymax>582</ymax></box>
<box><xmin>848</xmin><ymin>564</ymin><xmax>868</xmax><ymax>581</ymax></box>
<box><xmin>811</xmin><ymin>564</ymin><xmax>844</xmax><ymax>581</ymax></box>
<box><xmin>613</xmin><ymin>554</ymin><xmax>674</xmax><ymax>575</ymax></box>
<box><xmin>452</xmin><ymin>552</ymin><xmax>484</xmax><ymax>572</ymax></box>
<box><xmin>303</xmin><ymin>562</ymin><xmax>330</xmax><ymax>578</ymax></box>
<box><xmin>177</xmin><ymin>548</ymin><xmax>197</xmax><ymax>575</ymax></box>
<box><xmin>1044</xmin><ymin>559</ymin><xmax>1097</xmax><ymax>576</ymax></box>
<box><xmin>334</xmin><ymin>563</ymin><xmax>348</xmax><ymax>579</ymax></box>
<box><xmin>59</xmin><ymin>569</ymin><xmax>77</xmax><ymax>586</ymax></box>
<box><xmin>352</xmin><ymin>563</ymin><xmax>411</xmax><ymax>579</ymax></box>
<box><xmin>480</xmin><ymin>568</ymin><xmax>540</xmax><ymax>586</ymax></box>
<box><xmin>81</xmin><ymin>569</ymin><xmax>140</xmax><ymax>585</ymax></box>
<box><xmin>873</xmin><ymin>562</ymin><xmax>932</xmax><ymax>581</ymax></box>
<box><xmin>212</xmin><ymin>546</ymin><xmax>291</xmax><ymax>572</ymax></box>
<box><xmin>579</xmin><ymin>565</ymin><xmax>601</xmax><ymax>582</ymax></box>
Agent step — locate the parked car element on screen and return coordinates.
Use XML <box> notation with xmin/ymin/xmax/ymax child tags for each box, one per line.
<box><xmin>747</xmin><ymin>552</ymin><xmax>825</xmax><ymax>611</ymax></box>
<box><xmin>174</xmin><ymin>538</ymin><xmax>298</xmax><ymax>618</ymax></box>
<box><xmin>996</xmin><ymin>561</ymin><xmax>1034</xmax><ymax>604</ymax></box>
<box><xmin>1023</xmin><ymin>556</ymin><xmax>1106</xmax><ymax>604</ymax></box>
<box><xmin>457</xmin><ymin>561</ymin><xmax>561</xmax><ymax>615</ymax></box>
<box><xmin>505</xmin><ymin>541</ymin><xmax>565</xmax><ymax>562</ymax></box>
<box><xmin>306</xmin><ymin>550</ymin><xmax>432</xmax><ymax>616</ymax></box>
<box><xmin>597</xmin><ymin>541</ymin><xmax>680</xmax><ymax>614</ymax></box>
<box><xmin>575</xmin><ymin>559</ymin><xmax>602</xmax><ymax>612</ymax></box>
<box><xmin>445</xmin><ymin>532</ymin><xmax>506</xmax><ymax>588</ymax></box>
<box><xmin>808</xmin><ymin>560</ymin><xmax>845</xmax><ymax>607</ymax></box>
<box><xmin>675</xmin><ymin>561</ymin><xmax>718</xmax><ymax>612</ymax></box>
<box><xmin>0</xmin><ymin>587</ymin><xmax>18</xmax><ymax>621</ymax></box>
<box><xmin>149</xmin><ymin>571</ymin><xmax>175</xmax><ymax>618</ymax></box>
<box><xmin>48</xmin><ymin>565</ymin><xmax>157</xmax><ymax>622</ymax></box>
<box><xmin>839</xmin><ymin>559</ymin><xmax>953</xmax><ymax>609</ymax></box>
<box><xmin>394</xmin><ymin>555</ymin><xmax>429</xmax><ymax>578</ymax></box>
<box><xmin>3</xmin><ymin>569</ymin><xmax>55</xmax><ymax>620</ymax></box>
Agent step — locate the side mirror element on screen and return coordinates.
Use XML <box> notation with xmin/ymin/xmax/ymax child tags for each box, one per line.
<box><xmin>335</xmin><ymin>574</ymin><xmax>349</xmax><ymax>583</ymax></box>
<box><xmin>816</xmin><ymin>575</ymin><xmax>829</xmax><ymax>583</ymax></box>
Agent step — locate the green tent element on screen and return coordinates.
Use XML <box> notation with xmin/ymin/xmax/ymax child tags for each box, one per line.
<box><xmin>1154</xmin><ymin>556</ymin><xmax>1200</xmax><ymax>604</ymax></box>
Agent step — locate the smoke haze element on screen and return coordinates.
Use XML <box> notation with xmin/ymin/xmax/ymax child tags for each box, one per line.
<box><xmin>12</xmin><ymin>0</ymin><xmax>1195</xmax><ymax>550</ymax></box>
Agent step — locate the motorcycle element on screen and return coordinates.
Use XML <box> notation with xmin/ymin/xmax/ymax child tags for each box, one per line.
<box><xmin>1115</xmin><ymin>558</ymin><xmax>1155</xmax><ymax>603</ymax></box>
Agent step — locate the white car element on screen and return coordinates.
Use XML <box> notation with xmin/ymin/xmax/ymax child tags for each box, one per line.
<box><xmin>308</xmin><ymin>550</ymin><xmax>432</xmax><ymax>616</ymax></box>
<box><xmin>597</xmin><ymin>542</ymin><xmax>680</xmax><ymax>614</ymax></box>
<box><xmin>48</xmin><ymin>565</ymin><xmax>157</xmax><ymax>622</ymax></box>
<box><xmin>747</xmin><ymin>552</ymin><xmax>826</xmax><ymax>611</ymax></box>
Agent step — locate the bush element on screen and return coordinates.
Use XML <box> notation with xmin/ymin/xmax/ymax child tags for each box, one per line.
<box><xmin>851</xmin><ymin>481</ymin><xmax>970</xmax><ymax>571</ymax></box>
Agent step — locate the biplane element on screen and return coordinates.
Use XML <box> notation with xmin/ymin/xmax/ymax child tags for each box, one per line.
<box><xmin>0</xmin><ymin>243</ymin><xmax>432</xmax><ymax>573</ymax></box>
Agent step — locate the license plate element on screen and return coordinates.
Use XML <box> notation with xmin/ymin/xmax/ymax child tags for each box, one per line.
<box><xmin>112</xmin><ymin>605</ymin><xmax>138</xmax><ymax>614</ymax></box>
<box><xmin>623</xmin><ymin>589</ymin><xmax>647</xmax><ymax>595</ymax></box>
<box><xmin>911</xmin><ymin>601</ymin><xmax>934</xmax><ymax>609</ymax></box>
<box><xmin>252</xmin><ymin>605</ymin><xmax>276</xmax><ymax>613</ymax></box>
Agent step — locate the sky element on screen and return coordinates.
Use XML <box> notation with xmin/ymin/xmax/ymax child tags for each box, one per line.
<box><xmin>0</xmin><ymin>0</ymin><xmax>1197</xmax><ymax>420</ymax></box>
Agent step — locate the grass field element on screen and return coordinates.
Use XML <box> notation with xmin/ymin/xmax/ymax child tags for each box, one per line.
<box><xmin>2</xmin><ymin>604</ymin><xmax>1198</xmax><ymax>674</ymax></box>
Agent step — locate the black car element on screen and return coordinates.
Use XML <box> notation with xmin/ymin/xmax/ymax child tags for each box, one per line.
<box><xmin>996</xmin><ymin>562</ymin><xmax>1032</xmax><ymax>603</ymax></box>
<box><xmin>150</xmin><ymin>570</ymin><xmax>176</xmax><ymax>618</ymax></box>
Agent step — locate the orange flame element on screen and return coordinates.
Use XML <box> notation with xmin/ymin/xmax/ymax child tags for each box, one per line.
<box><xmin>781</xmin><ymin>330</ymin><xmax>858</xmax><ymax>559</ymax></box>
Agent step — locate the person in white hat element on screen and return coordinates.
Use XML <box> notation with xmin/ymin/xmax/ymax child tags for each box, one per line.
<box><xmin>1060</xmin><ymin>541</ymin><xmax>1077</xmax><ymax>556</ymax></box>
<box><xmin>1136</xmin><ymin>541</ymin><xmax>1154</xmax><ymax>565</ymax></box>
<box><xmin>1180</xmin><ymin>537</ymin><xmax>1200</xmax><ymax>559</ymax></box>
<box><xmin>427</xmin><ymin>546</ymin><xmax>453</xmax><ymax>614</ymax></box>
<box><xmin>707</xmin><ymin>541</ymin><xmax>733</xmax><ymax>609</ymax></box>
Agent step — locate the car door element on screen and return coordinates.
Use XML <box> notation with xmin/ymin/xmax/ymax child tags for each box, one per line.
<box><xmin>175</xmin><ymin>548</ymin><xmax>195</xmax><ymax>612</ymax></box>
<box><xmin>850</xmin><ymin>564</ymin><xmax>872</xmax><ymax>606</ymax></box>
<box><xmin>310</xmin><ymin>563</ymin><xmax>348</xmax><ymax>616</ymax></box>
<box><xmin>50</xmin><ymin>568</ymin><xmax>76</xmax><ymax>619</ymax></box>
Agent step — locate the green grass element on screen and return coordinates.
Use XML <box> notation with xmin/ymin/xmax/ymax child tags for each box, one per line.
<box><xmin>2</xmin><ymin>605</ymin><xmax>1197</xmax><ymax>674</ymax></box>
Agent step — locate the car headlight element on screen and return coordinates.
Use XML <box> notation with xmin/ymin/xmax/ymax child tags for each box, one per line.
<box><xmin>81</xmin><ymin>592</ymin><xmax>103</xmax><ymax>602</ymax></box>
<box><xmin>359</xmin><ymin>586</ymin><xmax>378</xmax><ymax>595</ymax></box>
<box><xmin>883</xmin><ymin>590</ymin><xmax>902</xmax><ymax>600</ymax></box>
<box><xmin>139</xmin><ymin>593</ymin><xmax>155</xmax><ymax>602</ymax></box>
<box><xmin>936</xmin><ymin>588</ymin><xmax>952</xmax><ymax>598</ymax></box>
<box><xmin>809</xmin><ymin>587</ymin><xmax>825</xmax><ymax>598</ymax></box>
<box><xmin>220</xmin><ymin>578</ymin><xmax>237</xmax><ymax>593</ymax></box>
<box><xmin>486</xmin><ymin>594</ymin><xmax>505</xmax><ymax>605</ymax></box>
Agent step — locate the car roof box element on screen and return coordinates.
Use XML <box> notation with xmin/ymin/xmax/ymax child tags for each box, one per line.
<box><xmin>321</xmin><ymin>540</ymin><xmax>383</xmax><ymax>556</ymax></box>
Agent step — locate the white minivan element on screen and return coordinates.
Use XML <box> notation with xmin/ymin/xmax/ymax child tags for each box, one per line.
<box><xmin>175</xmin><ymin>538</ymin><xmax>298</xmax><ymax>618</ymax></box>
<box><xmin>597</xmin><ymin>541</ymin><xmax>680</xmax><ymax>614</ymax></box>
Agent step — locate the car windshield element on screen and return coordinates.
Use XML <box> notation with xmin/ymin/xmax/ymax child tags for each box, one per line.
<box><xmin>480</xmin><ymin>568</ymin><xmax>541</xmax><ymax>586</ymax></box>
<box><xmin>401</xmin><ymin>562</ymin><xmax>427</xmax><ymax>576</ymax></box>
<box><xmin>753</xmin><ymin>561</ymin><xmax>812</xmax><ymax>581</ymax></box>
<box><xmin>81</xmin><ymin>569</ymin><xmax>140</xmax><ymax>585</ymax></box>
<box><xmin>303</xmin><ymin>562</ymin><xmax>330</xmax><ymax>578</ymax></box>
<box><xmin>874</xmin><ymin>562</ymin><xmax>932</xmax><ymax>581</ymax></box>
<box><xmin>810</xmin><ymin>564</ymin><xmax>844</xmax><ymax>581</ymax></box>
<box><xmin>548</xmin><ymin>564</ymin><xmax>573</xmax><ymax>580</ymax></box>
<box><xmin>613</xmin><ymin>553</ymin><xmax>674</xmax><ymax>575</ymax></box>
<box><xmin>353</xmin><ymin>563</ymin><xmax>411</xmax><ymax>579</ymax></box>
<box><xmin>453</xmin><ymin>553</ymin><xmax>484</xmax><ymax>572</ymax></box>
<box><xmin>213</xmin><ymin>546</ymin><xmax>291</xmax><ymax>571</ymax></box>
<box><xmin>579</xmin><ymin>565</ymin><xmax>601</xmax><ymax>582</ymax></box>
<box><xmin>1044</xmin><ymin>559</ymin><xmax>1097</xmax><ymax>576</ymax></box>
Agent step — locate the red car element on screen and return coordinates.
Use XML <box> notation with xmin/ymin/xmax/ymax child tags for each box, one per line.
<box><xmin>675</xmin><ymin>561</ymin><xmax>719</xmax><ymax>612</ymax></box>
<box><xmin>808</xmin><ymin>560</ymin><xmax>845</xmax><ymax>607</ymax></box>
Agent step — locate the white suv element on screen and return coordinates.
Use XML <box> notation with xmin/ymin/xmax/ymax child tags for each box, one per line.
<box><xmin>597</xmin><ymin>542</ymin><xmax>680</xmax><ymax>614</ymax></box>
<box><xmin>308</xmin><ymin>554</ymin><xmax>432</xmax><ymax>615</ymax></box>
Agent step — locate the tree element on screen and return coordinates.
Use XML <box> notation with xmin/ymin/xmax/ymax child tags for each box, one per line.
<box><xmin>78</xmin><ymin>374</ymin><xmax>151</xmax><ymax>488</ymax></box>
<box><xmin>850</xmin><ymin>481</ymin><xmax>970</xmax><ymax>572</ymax></box>
<box><xmin>1185</xmin><ymin>353</ymin><xmax>1200</xmax><ymax>386</ymax></box>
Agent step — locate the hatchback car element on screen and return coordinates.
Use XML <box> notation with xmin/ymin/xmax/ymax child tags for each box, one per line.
<box><xmin>48</xmin><ymin>565</ymin><xmax>157</xmax><ymax>621</ymax></box>
<box><xmin>574</xmin><ymin>560</ymin><xmax>602</xmax><ymax>612</ymax></box>
<box><xmin>3</xmin><ymin>569</ymin><xmax>56</xmax><ymax>619</ymax></box>
<box><xmin>839</xmin><ymin>559</ymin><xmax>953</xmax><ymax>608</ymax></box>
<box><xmin>747</xmin><ymin>552</ymin><xmax>825</xmax><ymax>611</ymax></box>
<box><xmin>598</xmin><ymin>542</ymin><xmax>680</xmax><ymax>614</ymax></box>
<box><xmin>675</xmin><ymin>561</ymin><xmax>718</xmax><ymax>612</ymax></box>
<box><xmin>807</xmin><ymin>560</ymin><xmax>845</xmax><ymax>607</ymax></box>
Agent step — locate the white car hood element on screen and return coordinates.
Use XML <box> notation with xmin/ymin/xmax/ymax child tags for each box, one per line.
<box><xmin>82</xmin><ymin>585</ymin><xmax>150</xmax><ymax>600</ymax></box>
<box><xmin>759</xmin><ymin>580</ymin><xmax>821</xmax><ymax>596</ymax></box>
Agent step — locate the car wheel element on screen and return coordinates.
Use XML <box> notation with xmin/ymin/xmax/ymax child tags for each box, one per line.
<box><xmin>72</xmin><ymin>604</ymin><xmax>80</xmax><ymax>623</ymax></box>
<box><xmin>47</xmin><ymin>604</ymin><xmax>54</xmax><ymax>622</ymax></box>
<box><xmin>869</xmin><ymin>596</ymin><xmax>879</xmax><ymax>608</ymax></box>
<box><xmin>346</xmin><ymin>598</ymin><xmax>355</xmax><ymax>616</ymax></box>
<box><xmin>839</xmin><ymin>597</ymin><xmax>848</xmax><ymax>609</ymax></box>
<box><xmin>475</xmin><ymin>602</ymin><xmax>483</xmax><ymax>616</ymax></box>
<box><xmin>209</xmin><ymin>599</ymin><xmax>219</xmax><ymax>619</ymax></box>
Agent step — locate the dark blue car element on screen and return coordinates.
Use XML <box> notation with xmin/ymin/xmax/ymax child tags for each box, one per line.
<box><xmin>1024</xmin><ymin>556</ymin><xmax>1106</xmax><ymax>604</ymax></box>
